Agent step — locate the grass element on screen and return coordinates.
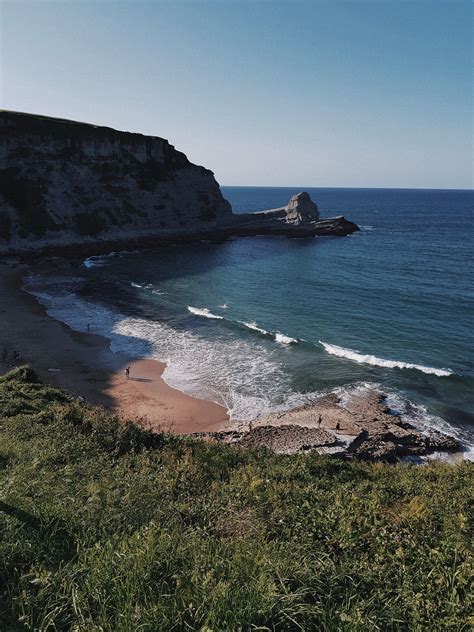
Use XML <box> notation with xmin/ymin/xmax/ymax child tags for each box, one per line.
<box><xmin>0</xmin><ymin>366</ymin><xmax>472</xmax><ymax>631</ymax></box>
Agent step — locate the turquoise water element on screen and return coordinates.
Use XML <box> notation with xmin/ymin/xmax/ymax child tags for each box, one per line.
<box><xmin>26</xmin><ymin>187</ymin><xmax>474</xmax><ymax>449</ymax></box>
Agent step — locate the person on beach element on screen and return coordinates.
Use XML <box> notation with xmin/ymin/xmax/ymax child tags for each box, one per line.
<box><xmin>125</xmin><ymin>366</ymin><xmax>130</xmax><ymax>379</ymax></box>
<box><xmin>336</xmin><ymin>422</ymin><xmax>340</xmax><ymax>432</ymax></box>
<box><xmin>317</xmin><ymin>415</ymin><xmax>322</xmax><ymax>427</ymax></box>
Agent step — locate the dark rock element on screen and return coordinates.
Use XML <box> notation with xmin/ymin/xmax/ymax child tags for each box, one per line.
<box><xmin>0</xmin><ymin>112</ymin><xmax>359</xmax><ymax>255</ymax></box>
<box><xmin>425</xmin><ymin>432</ymin><xmax>459</xmax><ymax>453</ymax></box>
<box><xmin>238</xmin><ymin>425</ymin><xmax>338</xmax><ymax>454</ymax></box>
<box><xmin>225</xmin><ymin>191</ymin><xmax>358</xmax><ymax>238</ymax></box>
<box><xmin>194</xmin><ymin>388</ymin><xmax>462</xmax><ymax>463</ymax></box>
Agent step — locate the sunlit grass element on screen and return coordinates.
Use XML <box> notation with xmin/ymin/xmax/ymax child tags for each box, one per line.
<box><xmin>0</xmin><ymin>366</ymin><xmax>472</xmax><ymax>630</ymax></box>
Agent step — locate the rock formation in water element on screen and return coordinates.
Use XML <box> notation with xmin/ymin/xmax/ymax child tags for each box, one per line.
<box><xmin>0</xmin><ymin>110</ymin><xmax>358</xmax><ymax>253</ymax></box>
<box><xmin>228</xmin><ymin>191</ymin><xmax>358</xmax><ymax>237</ymax></box>
<box><xmin>193</xmin><ymin>390</ymin><xmax>460</xmax><ymax>461</ymax></box>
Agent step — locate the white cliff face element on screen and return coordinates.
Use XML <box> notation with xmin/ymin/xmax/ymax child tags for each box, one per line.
<box><xmin>0</xmin><ymin>111</ymin><xmax>232</xmax><ymax>251</ymax></box>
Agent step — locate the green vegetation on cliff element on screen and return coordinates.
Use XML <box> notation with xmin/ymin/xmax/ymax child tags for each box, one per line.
<box><xmin>0</xmin><ymin>367</ymin><xmax>472</xmax><ymax>631</ymax></box>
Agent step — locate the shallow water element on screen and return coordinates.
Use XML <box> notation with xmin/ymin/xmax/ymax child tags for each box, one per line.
<box><xmin>25</xmin><ymin>186</ymin><xmax>474</xmax><ymax>453</ymax></box>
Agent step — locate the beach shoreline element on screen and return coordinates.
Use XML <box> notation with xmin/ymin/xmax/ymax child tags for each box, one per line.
<box><xmin>0</xmin><ymin>256</ymin><xmax>470</xmax><ymax>461</ymax></box>
<box><xmin>0</xmin><ymin>259</ymin><xmax>229</xmax><ymax>434</ymax></box>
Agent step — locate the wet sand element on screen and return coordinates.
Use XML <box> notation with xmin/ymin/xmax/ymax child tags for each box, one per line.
<box><xmin>0</xmin><ymin>259</ymin><xmax>228</xmax><ymax>434</ymax></box>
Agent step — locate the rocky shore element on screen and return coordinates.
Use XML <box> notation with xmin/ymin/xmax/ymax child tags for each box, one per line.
<box><xmin>193</xmin><ymin>389</ymin><xmax>460</xmax><ymax>462</ymax></box>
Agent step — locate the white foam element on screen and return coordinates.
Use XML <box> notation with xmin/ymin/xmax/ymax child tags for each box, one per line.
<box><xmin>22</xmin><ymin>274</ymin><xmax>470</xmax><ymax>454</ymax></box>
<box><xmin>132</xmin><ymin>282</ymin><xmax>163</xmax><ymax>295</ymax></box>
<box><xmin>83</xmin><ymin>257</ymin><xmax>104</xmax><ymax>269</ymax></box>
<box><xmin>83</xmin><ymin>252</ymin><xmax>118</xmax><ymax>269</ymax></box>
<box><xmin>384</xmin><ymin>390</ymin><xmax>474</xmax><ymax>461</ymax></box>
<box><xmin>320</xmin><ymin>341</ymin><xmax>453</xmax><ymax>377</ymax></box>
<box><xmin>240</xmin><ymin>321</ymin><xmax>269</xmax><ymax>335</ymax></box>
<box><xmin>335</xmin><ymin>381</ymin><xmax>473</xmax><ymax>461</ymax></box>
<box><xmin>219</xmin><ymin>303</ymin><xmax>229</xmax><ymax>309</ymax></box>
<box><xmin>187</xmin><ymin>306</ymin><xmax>223</xmax><ymax>320</ymax></box>
<box><xmin>275</xmin><ymin>332</ymin><xmax>298</xmax><ymax>345</ymax></box>
<box><xmin>24</xmin><ymin>275</ymin><xmax>293</xmax><ymax>420</ymax></box>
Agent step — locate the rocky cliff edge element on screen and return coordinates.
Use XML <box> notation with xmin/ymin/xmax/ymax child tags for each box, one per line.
<box><xmin>0</xmin><ymin>111</ymin><xmax>358</xmax><ymax>254</ymax></box>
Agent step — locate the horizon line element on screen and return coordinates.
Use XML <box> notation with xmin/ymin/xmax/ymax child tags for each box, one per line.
<box><xmin>221</xmin><ymin>184</ymin><xmax>474</xmax><ymax>192</ymax></box>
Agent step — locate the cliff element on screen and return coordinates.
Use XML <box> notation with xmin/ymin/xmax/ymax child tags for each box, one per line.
<box><xmin>0</xmin><ymin>111</ymin><xmax>358</xmax><ymax>253</ymax></box>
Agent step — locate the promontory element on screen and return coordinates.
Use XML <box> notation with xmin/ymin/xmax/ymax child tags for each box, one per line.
<box><xmin>0</xmin><ymin>110</ymin><xmax>358</xmax><ymax>255</ymax></box>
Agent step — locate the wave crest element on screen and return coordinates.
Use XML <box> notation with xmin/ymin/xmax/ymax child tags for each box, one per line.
<box><xmin>240</xmin><ymin>321</ymin><xmax>269</xmax><ymax>335</ymax></box>
<box><xmin>187</xmin><ymin>306</ymin><xmax>223</xmax><ymax>320</ymax></box>
<box><xmin>320</xmin><ymin>341</ymin><xmax>452</xmax><ymax>377</ymax></box>
<box><xmin>275</xmin><ymin>332</ymin><xmax>298</xmax><ymax>345</ymax></box>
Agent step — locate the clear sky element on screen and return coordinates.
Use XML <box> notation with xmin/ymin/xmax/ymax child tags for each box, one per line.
<box><xmin>1</xmin><ymin>0</ymin><xmax>472</xmax><ymax>188</ymax></box>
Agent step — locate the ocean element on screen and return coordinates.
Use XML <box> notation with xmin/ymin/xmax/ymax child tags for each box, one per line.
<box><xmin>25</xmin><ymin>186</ymin><xmax>474</xmax><ymax>454</ymax></box>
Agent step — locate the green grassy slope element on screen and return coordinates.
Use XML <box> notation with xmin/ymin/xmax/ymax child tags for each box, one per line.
<box><xmin>0</xmin><ymin>367</ymin><xmax>472</xmax><ymax>631</ymax></box>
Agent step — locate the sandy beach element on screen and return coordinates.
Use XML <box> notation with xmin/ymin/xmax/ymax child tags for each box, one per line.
<box><xmin>0</xmin><ymin>259</ymin><xmax>229</xmax><ymax>434</ymax></box>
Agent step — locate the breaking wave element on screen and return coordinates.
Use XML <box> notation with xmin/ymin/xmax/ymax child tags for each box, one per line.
<box><xmin>20</xmin><ymin>274</ymin><xmax>473</xmax><ymax>457</ymax></box>
<box><xmin>320</xmin><ymin>341</ymin><xmax>453</xmax><ymax>377</ymax></box>
<box><xmin>275</xmin><ymin>332</ymin><xmax>298</xmax><ymax>345</ymax></box>
<box><xmin>189</xmin><ymin>310</ymin><xmax>298</xmax><ymax>345</ymax></box>
<box><xmin>83</xmin><ymin>250</ymin><xmax>138</xmax><ymax>269</ymax></box>
<box><xmin>83</xmin><ymin>252</ymin><xmax>120</xmax><ymax>268</ymax></box>
<box><xmin>240</xmin><ymin>321</ymin><xmax>269</xmax><ymax>335</ymax></box>
<box><xmin>187</xmin><ymin>306</ymin><xmax>223</xmax><ymax>320</ymax></box>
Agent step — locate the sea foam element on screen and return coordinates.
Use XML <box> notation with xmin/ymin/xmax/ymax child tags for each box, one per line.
<box><xmin>275</xmin><ymin>332</ymin><xmax>298</xmax><ymax>345</ymax></box>
<box><xmin>240</xmin><ymin>321</ymin><xmax>269</xmax><ymax>335</ymax></box>
<box><xmin>320</xmin><ymin>341</ymin><xmax>453</xmax><ymax>377</ymax></box>
<box><xmin>21</xmin><ymin>274</ymin><xmax>473</xmax><ymax>457</ymax></box>
<box><xmin>187</xmin><ymin>306</ymin><xmax>223</xmax><ymax>320</ymax></box>
<box><xmin>83</xmin><ymin>252</ymin><xmax>118</xmax><ymax>268</ymax></box>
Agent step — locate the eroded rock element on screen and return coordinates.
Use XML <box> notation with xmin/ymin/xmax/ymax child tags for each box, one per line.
<box><xmin>193</xmin><ymin>388</ymin><xmax>461</xmax><ymax>462</ymax></box>
<box><xmin>0</xmin><ymin>113</ymin><xmax>359</xmax><ymax>255</ymax></box>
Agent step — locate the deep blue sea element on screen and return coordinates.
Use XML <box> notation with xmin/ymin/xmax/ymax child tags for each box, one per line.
<box><xmin>26</xmin><ymin>187</ymin><xmax>474</xmax><ymax>453</ymax></box>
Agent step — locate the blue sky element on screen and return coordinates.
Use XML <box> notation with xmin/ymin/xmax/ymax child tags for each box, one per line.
<box><xmin>1</xmin><ymin>0</ymin><xmax>472</xmax><ymax>188</ymax></box>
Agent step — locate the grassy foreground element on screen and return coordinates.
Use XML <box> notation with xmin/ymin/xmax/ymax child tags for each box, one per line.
<box><xmin>0</xmin><ymin>367</ymin><xmax>472</xmax><ymax>631</ymax></box>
